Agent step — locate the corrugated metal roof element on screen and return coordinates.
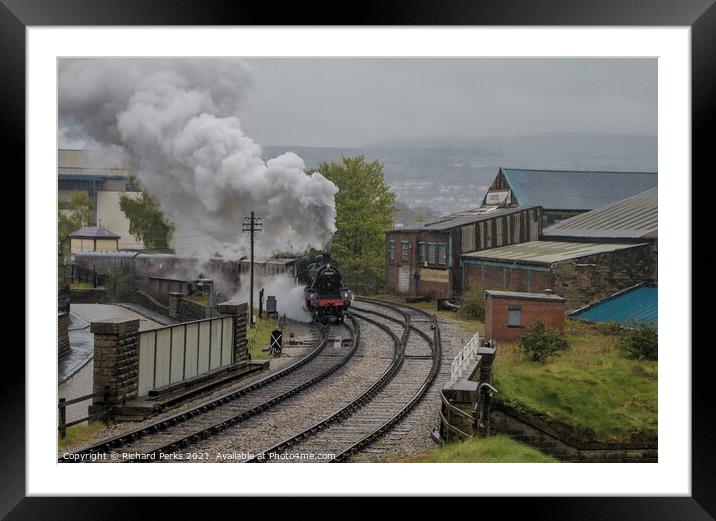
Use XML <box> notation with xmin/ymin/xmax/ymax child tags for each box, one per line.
<box><xmin>543</xmin><ymin>187</ymin><xmax>657</xmax><ymax>240</ymax></box>
<box><xmin>500</xmin><ymin>168</ymin><xmax>657</xmax><ymax>211</ymax></box>
<box><xmin>462</xmin><ymin>240</ymin><xmax>648</xmax><ymax>265</ymax></box>
<box><xmin>485</xmin><ymin>290</ymin><xmax>565</xmax><ymax>302</ymax></box>
<box><xmin>68</xmin><ymin>226</ymin><xmax>121</xmax><ymax>239</ymax></box>
<box><xmin>569</xmin><ymin>284</ymin><xmax>657</xmax><ymax>325</ymax></box>
<box><xmin>394</xmin><ymin>205</ymin><xmax>538</xmax><ymax>232</ymax></box>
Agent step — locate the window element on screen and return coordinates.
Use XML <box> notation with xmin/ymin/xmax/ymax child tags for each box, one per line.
<box><xmin>438</xmin><ymin>243</ymin><xmax>447</xmax><ymax>265</ymax></box>
<box><xmin>427</xmin><ymin>243</ymin><xmax>436</xmax><ymax>264</ymax></box>
<box><xmin>388</xmin><ymin>240</ymin><xmax>396</xmax><ymax>261</ymax></box>
<box><xmin>418</xmin><ymin>242</ymin><xmax>426</xmax><ymax>263</ymax></box>
<box><xmin>507</xmin><ymin>305</ymin><xmax>521</xmax><ymax>327</ymax></box>
<box><xmin>400</xmin><ymin>241</ymin><xmax>410</xmax><ymax>262</ymax></box>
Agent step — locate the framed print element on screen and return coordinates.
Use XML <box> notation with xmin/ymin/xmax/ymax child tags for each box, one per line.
<box><xmin>4</xmin><ymin>0</ymin><xmax>713</xmax><ymax>518</ymax></box>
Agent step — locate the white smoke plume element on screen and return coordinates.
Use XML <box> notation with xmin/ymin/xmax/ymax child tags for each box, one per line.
<box><xmin>58</xmin><ymin>58</ymin><xmax>338</xmax><ymax>258</ymax></box>
<box><xmin>232</xmin><ymin>274</ymin><xmax>311</xmax><ymax>323</ymax></box>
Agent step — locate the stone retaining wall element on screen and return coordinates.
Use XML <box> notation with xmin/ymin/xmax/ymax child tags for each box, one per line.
<box><xmin>491</xmin><ymin>401</ymin><xmax>657</xmax><ymax>463</ymax></box>
<box><xmin>69</xmin><ymin>287</ymin><xmax>107</xmax><ymax>304</ymax></box>
<box><xmin>58</xmin><ymin>312</ymin><xmax>71</xmax><ymax>361</ymax></box>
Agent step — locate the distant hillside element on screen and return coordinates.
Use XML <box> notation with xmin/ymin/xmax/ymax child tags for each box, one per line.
<box><xmin>263</xmin><ymin>134</ymin><xmax>657</xmax><ymax>215</ymax></box>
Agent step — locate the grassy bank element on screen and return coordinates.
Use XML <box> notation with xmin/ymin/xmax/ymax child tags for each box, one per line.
<box><xmin>58</xmin><ymin>421</ymin><xmax>105</xmax><ymax>451</ymax></box>
<box><xmin>493</xmin><ymin>319</ymin><xmax>657</xmax><ymax>443</ymax></box>
<box><xmin>397</xmin><ymin>435</ymin><xmax>558</xmax><ymax>463</ymax></box>
<box><xmin>247</xmin><ymin>315</ymin><xmax>281</xmax><ymax>360</ymax></box>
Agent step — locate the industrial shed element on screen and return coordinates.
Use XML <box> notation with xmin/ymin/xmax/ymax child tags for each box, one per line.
<box><xmin>569</xmin><ymin>283</ymin><xmax>657</xmax><ymax>326</ymax></box>
<box><xmin>461</xmin><ymin>240</ymin><xmax>655</xmax><ymax>310</ymax></box>
<box><xmin>481</xmin><ymin>167</ymin><xmax>658</xmax><ymax>225</ymax></box>
<box><xmin>385</xmin><ymin>206</ymin><xmax>542</xmax><ymax>299</ymax></box>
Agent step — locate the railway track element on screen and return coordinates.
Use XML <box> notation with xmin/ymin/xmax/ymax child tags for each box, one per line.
<box><xmin>247</xmin><ymin>298</ymin><xmax>441</xmax><ymax>463</ymax></box>
<box><xmin>59</xmin><ymin>320</ymin><xmax>359</xmax><ymax>462</ymax></box>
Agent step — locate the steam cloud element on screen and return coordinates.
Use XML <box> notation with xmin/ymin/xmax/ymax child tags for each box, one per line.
<box><xmin>232</xmin><ymin>274</ymin><xmax>311</xmax><ymax>323</ymax></box>
<box><xmin>58</xmin><ymin>58</ymin><xmax>338</xmax><ymax>258</ymax></box>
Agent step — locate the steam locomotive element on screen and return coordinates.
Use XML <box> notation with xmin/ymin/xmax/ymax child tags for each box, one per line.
<box><xmin>296</xmin><ymin>253</ymin><xmax>352</xmax><ymax>323</ymax></box>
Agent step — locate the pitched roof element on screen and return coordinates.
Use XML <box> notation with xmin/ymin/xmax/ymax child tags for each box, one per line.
<box><xmin>392</xmin><ymin>205</ymin><xmax>538</xmax><ymax>232</ymax></box>
<box><xmin>569</xmin><ymin>283</ymin><xmax>657</xmax><ymax>324</ymax></box>
<box><xmin>543</xmin><ymin>187</ymin><xmax>657</xmax><ymax>240</ymax></box>
<box><xmin>68</xmin><ymin>226</ymin><xmax>121</xmax><ymax>239</ymax></box>
<box><xmin>496</xmin><ymin>167</ymin><xmax>657</xmax><ymax>211</ymax></box>
<box><xmin>462</xmin><ymin>240</ymin><xmax>648</xmax><ymax>265</ymax></box>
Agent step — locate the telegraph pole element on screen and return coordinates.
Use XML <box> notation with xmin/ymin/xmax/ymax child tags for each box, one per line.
<box><xmin>242</xmin><ymin>212</ymin><xmax>263</xmax><ymax>328</ymax></box>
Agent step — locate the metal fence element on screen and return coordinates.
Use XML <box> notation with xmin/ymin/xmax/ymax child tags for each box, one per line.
<box><xmin>450</xmin><ymin>332</ymin><xmax>480</xmax><ymax>385</ymax></box>
<box><xmin>137</xmin><ymin>316</ymin><xmax>234</xmax><ymax>396</ymax></box>
<box><xmin>67</xmin><ymin>264</ymin><xmax>104</xmax><ymax>287</ymax></box>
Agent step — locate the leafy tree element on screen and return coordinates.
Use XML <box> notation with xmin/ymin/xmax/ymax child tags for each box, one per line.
<box><xmin>58</xmin><ymin>191</ymin><xmax>94</xmax><ymax>274</ymax></box>
<box><xmin>119</xmin><ymin>175</ymin><xmax>175</xmax><ymax>251</ymax></box>
<box><xmin>316</xmin><ymin>156</ymin><xmax>396</xmax><ymax>293</ymax></box>
<box><xmin>58</xmin><ymin>191</ymin><xmax>93</xmax><ymax>243</ymax></box>
<box><xmin>518</xmin><ymin>321</ymin><xmax>571</xmax><ymax>363</ymax></box>
<box><xmin>618</xmin><ymin>320</ymin><xmax>658</xmax><ymax>361</ymax></box>
<box><xmin>458</xmin><ymin>286</ymin><xmax>486</xmax><ymax>321</ymax></box>
<box><xmin>104</xmin><ymin>268</ymin><xmax>127</xmax><ymax>299</ymax></box>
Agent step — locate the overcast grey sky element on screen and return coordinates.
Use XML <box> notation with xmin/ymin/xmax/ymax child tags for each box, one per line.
<box><xmin>237</xmin><ymin>58</ymin><xmax>657</xmax><ymax>148</ymax></box>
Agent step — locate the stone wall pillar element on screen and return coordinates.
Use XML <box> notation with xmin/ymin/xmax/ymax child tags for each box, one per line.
<box><xmin>217</xmin><ymin>302</ymin><xmax>249</xmax><ymax>363</ymax></box>
<box><xmin>477</xmin><ymin>343</ymin><xmax>497</xmax><ymax>384</ymax></box>
<box><xmin>91</xmin><ymin>319</ymin><xmax>140</xmax><ymax>406</ymax></box>
<box><xmin>58</xmin><ymin>312</ymin><xmax>71</xmax><ymax>362</ymax></box>
<box><xmin>168</xmin><ymin>292</ymin><xmax>183</xmax><ymax>320</ymax></box>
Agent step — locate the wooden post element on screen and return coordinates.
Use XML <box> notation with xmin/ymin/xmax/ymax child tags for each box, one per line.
<box><xmin>58</xmin><ymin>398</ymin><xmax>67</xmax><ymax>439</ymax></box>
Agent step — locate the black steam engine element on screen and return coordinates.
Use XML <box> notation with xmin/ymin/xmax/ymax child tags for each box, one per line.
<box><xmin>296</xmin><ymin>253</ymin><xmax>352</xmax><ymax>323</ymax></box>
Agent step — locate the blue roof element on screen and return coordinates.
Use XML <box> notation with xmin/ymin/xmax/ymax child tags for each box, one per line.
<box><xmin>570</xmin><ymin>284</ymin><xmax>657</xmax><ymax>325</ymax></box>
<box><xmin>500</xmin><ymin>168</ymin><xmax>658</xmax><ymax>211</ymax></box>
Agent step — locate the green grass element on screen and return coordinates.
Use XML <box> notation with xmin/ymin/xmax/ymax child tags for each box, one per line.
<box><xmin>58</xmin><ymin>421</ymin><xmax>105</xmax><ymax>451</ymax></box>
<box><xmin>184</xmin><ymin>294</ymin><xmax>209</xmax><ymax>306</ymax></box>
<box><xmin>247</xmin><ymin>315</ymin><xmax>281</xmax><ymax>360</ymax></box>
<box><xmin>396</xmin><ymin>435</ymin><xmax>558</xmax><ymax>463</ymax></box>
<box><xmin>70</xmin><ymin>282</ymin><xmax>99</xmax><ymax>289</ymax></box>
<box><xmin>493</xmin><ymin>319</ymin><xmax>657</xmax><ymax>443</ymax></box>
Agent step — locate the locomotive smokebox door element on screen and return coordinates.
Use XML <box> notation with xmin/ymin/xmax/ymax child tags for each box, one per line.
<box><xmin>270</xmin><ymin>329</ymin><xmax>283</xmax><ymax>357</ymax></box>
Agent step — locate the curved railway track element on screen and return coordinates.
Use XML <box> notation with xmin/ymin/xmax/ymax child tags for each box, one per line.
<box><xmin>59</xmin><ymin>320</ymin><xmax>359</xmax><ymax>462</ymax></box>
<box><xmin>247</xmin><ymin>298</ymin><xmax>442</xmax><ymax>463</ymax></box>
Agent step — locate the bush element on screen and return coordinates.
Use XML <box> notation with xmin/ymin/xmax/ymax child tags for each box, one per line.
<box><xmin>458</xmin><ymin>287</ymin><xmax>486</xmax><ymax>321</ymax></box>
<box><xmin>618</xmin><ymin>320</ymin><xmax>658</xmax><ymax>360</ymax></box>
<box><xmin>518</xmin><ymin>321</ymin><xmax>570</xmax><ymax>362</ymax></box>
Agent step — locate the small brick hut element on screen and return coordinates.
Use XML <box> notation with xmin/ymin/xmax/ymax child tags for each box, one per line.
<box><xmin>484</xmin><ymin>289</ymin><xmax>566</xmax><ymax>342</ymax></box>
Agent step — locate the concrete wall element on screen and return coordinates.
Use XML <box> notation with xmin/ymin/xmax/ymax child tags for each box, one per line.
<box><xmin>485</xmin><ymin>294</ymin><xmax>565</xmax><ymax>342</ymax></box>
<box><xmin>462</xmin><ymin>244</ymin><xmax>655</xmax><ymax>310</ymax></box>
<box><xmin>96</xmin><ymin>191</ymin><xmax>144</xmax><ymax>250</ymax></box>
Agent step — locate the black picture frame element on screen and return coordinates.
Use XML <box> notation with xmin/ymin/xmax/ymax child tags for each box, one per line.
<box><xmin>4</xmin><ymin>0</ymin><xmax>712</xmax><ymax>518</ymax></box>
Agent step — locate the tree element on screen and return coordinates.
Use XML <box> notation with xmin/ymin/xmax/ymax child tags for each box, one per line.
<box><xmin>458</xmin><ymin>286</ymin><xmax>486</xmax><ymax>322</ymax></box>
<box><xmin>316</xmin><ymin>156</ymin><xmax>396</xmax><ymax>292</ymax></box>
<box><xmin>617</xmin><ymin>320</ymin><xmax>658</xmax><ymax>361</ymax></box>
<box><xmin>119</xmin><ymin>175</ymin><xmax>175</xmax><ymax>251</ymax></box>
<box><xmin>58</xmin><ymin>191</ymin><xmax>94</xmax><ymax>273</ymax></box>
<box><xmin>58</xmin><ymin>191</ymin><xmax>93</xmax><ymax>242</ymax></box>
<box><xmin>517</xmin><ymin>321</ymin><xmax>571</xmax><ymax>363</ymax></box>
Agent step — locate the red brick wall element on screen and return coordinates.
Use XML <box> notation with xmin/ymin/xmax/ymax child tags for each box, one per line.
<box><xmin>485</xmin><ymin>294</ymin><xmax>565</xmax><ymax>342</ymax></box>
<box><xmin>385</xmin><ymin>230</ymin><xmax>451</xmax><ymax>298</ymax></box>
<box><xmin>463</xmin><ymin>263</ymin><xmax>552</xmax><ymax>294</ymax></box>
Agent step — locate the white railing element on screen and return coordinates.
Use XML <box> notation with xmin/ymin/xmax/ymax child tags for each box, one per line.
<box><xmin>450</xmin><ymin>332</ymin><xmax>480</xmax><ymax>385</ymax></box>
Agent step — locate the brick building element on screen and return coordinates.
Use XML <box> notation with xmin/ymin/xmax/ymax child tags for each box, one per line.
<box><xmin>484</xmin><ymin>290</ymin><xmax>566</xmax><ymax>342</ymax></box>
<box><xmin>481</xmin><ymin>167</ymin><xmax>657</xmax><ymax>225</ymax></box>
<box><xmin>385</xmin><ymin>206</ymin><xmax>542</xmax><ymax>299</ymax></box>
<box><xmin>461</xmin><ymin>240</ymin><xmax>655</xmax><ymax>311</ymax></box>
